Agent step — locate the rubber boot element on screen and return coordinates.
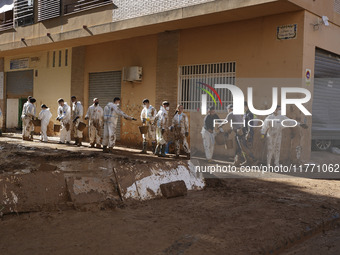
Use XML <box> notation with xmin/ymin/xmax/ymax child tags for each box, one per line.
<box><xmin>96</xmin><ymin>144</ymin><xmax>101</xmax><ymax>149</ymax></box>
<box><xmin>140</xmin><ymin>142</ymin><xmax>147</xmax><ymax>154</ymax></box>
<box><xmin>109</xmin><ymin>147</ymin><xmax>114</xmax><ymax>153</ymax></box>
<box><xmin>186</xmin><ymin>153</ymin><xmax>190</xmax><ymax>160</ymax></box>
<box><xmin>234</xmin><ymin>155</ymin><xmax>241</xmax><ymax>167</ymax></box>
<box><xmin>90</xmin><ymin>143</ymin><xmax>95</xmax><ymax>148</ymax></box>
<box><xmin>158</xmin><ymin>145</ymin><xmax>166</xmax><ymax>157</ymax></box>
<box><xmin>103</xmin><ymin>146</ymin><xmax>109</xmax><ymax>153</ymax></box>
<box><xmin>152</xmin><ymin>142</ymin><xmax>156</xmax><ymax>154</ymax></box>
<box><xmin>74</xmin><ymin>138</ymin><xmax>79</xmax><ymax>146</ymax></box>
<box><xmin>77</xmin><ymin>138</ymin><xmax>82</xmax><ymax>147</ymax></box>
<box><xmin>154</xmin><ymin>144</ymin><xmax>161</xmax><ymax>156</ymax></box>
<box><xmin>30</xmin><ymin>131</ymin><xmax>34</xmax><ymax>141</ymax></box>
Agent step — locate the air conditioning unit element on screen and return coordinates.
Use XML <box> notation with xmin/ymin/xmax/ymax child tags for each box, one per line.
<box><xmin>123</xmin><ymin>66</ymin><xmax>142</xmax><ymax>82</ymax></box>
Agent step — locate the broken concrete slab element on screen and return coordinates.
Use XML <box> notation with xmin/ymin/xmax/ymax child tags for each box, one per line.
<box><xmin>0</xmin><ymin>171</ymin><xmax>68</xmax><ymax>214</ymax></box>
<box><xmin>65</xmin><ymin>176</ymin><xmax>119</xmax><ymax>207</ymax></box>
<box><xmin>160</xmin><ymin>180</ymin><xmax>187</xmax><ymax>198</ymax></box>
<box><xmin>121</xmin><ymin>161</ymin><xmax>205</xmax><ymax>200</ymax></box>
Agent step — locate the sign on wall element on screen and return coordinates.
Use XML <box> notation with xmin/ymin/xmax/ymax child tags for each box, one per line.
<box><xmin>10</xmin><ymin>58</ymin><xmax>29</xmax><ymax>70</ymax></box>
<box><xmin>277</xmin><ymin>24</ymin><xmax>297</xmax><ymax>40</ymax></box>
<box><xmin>0</xmin><ymin>72</ymin><xmax>3</xmax><ymax>99</ymax></box>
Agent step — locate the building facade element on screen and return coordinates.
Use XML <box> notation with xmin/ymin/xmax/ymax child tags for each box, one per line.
<box><xmin>0</xmin><ymin>0</ymin><xmax>340</xmax><ymax>162</ymax></box>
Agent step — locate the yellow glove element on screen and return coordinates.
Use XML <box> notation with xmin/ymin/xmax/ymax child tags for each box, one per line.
<box><xmin>261</xmin><ymin>134</ymin><xmax>265</xmax><ymax>139</ymax></box>
<box><xmin>146</xmin><ymin>118</ymin><xmax>150</xmax><ymax>121</ymax></box>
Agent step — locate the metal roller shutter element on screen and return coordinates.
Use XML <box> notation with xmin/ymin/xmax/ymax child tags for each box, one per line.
<box><xmin>6</xmin><ymin>70</ymin><xmax>33</xmax><ymax>98</ymax></box>
<box><xmin>312</xmin><ymin>48</ymin><xmax>340</xmax><ymax>140</ymax></box>
<box><xmin>89</xmin><ymin>71</ymin><xmax>122</xmax><ymax>140</ymax></box>
<box><xmin>38</xmin><ymin>0</ymin><xmax>61</xmax><ymax>22</ymax></box>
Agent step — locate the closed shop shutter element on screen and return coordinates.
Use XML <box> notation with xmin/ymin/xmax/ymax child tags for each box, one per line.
<box><xmin>89</xmin><ymin>71</ymin><xmax>122</xmax><ymax>140</ymax></box>
<box><xmin>6</xmin><ymin>70</ymin><xmax>33</xmax><ymax>98</ymax></box>
<box><xmin>312</xmin><ymin>48</ymin><xmax>340</xmax><ymax>139</ymax></box>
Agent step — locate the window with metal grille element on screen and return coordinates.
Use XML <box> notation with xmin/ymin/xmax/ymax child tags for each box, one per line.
<box><xmin>63</xmin><ymin>0</ymin><xmax>113</xmax><ymax>15</ymax></box>
<box><xmin>178</xmin><ymin>62</ymin><xmax>236</xmax><ymax>112</ymax></box>
<box><xmin>38</xmin><ymin>0</ymin><xmax>61</xmax><ymax>22</ymax></box>
<box><xmin>14</xmin><ymin>0</ymin><xmax>34</xmax><ymax>27</ymax></box>
<box><xmin>335</xmin><ymin>0</ymin><xmax>340</xmax><ymax>14</ymax></box>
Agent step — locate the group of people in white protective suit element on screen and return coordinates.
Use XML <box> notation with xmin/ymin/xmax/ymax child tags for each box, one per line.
<box><xmin>140</xmin><ymin>99</ymin><xmax>190</xmax><ymax>159</ymax></box>
<box><xmin>20</xmin><ymin>95</ymin><xmax>191</xmax><ymax>158</ymax></box>
<box><xmin>56</xmin><ymin>96</ymin><xmax>137</xmax><ymax>151</ymax></box>
<box><xmin>202</xmin><ymin>103</ymin><xmax>307</xmax><ymax>167</ymax></box>
<box><xmin>56</xmin><ymin>96</ymin><xmax>87</xmax><ymax>146</ymax></box>
<box><xmin>21</xmin><ymin>96</ymin><xmax>52</xmax><ymax>142</ymax></box>
<box><xmin>21</xmin><ymin>96</ymin><xmax>137</xmax><ymax>150</ymax></box>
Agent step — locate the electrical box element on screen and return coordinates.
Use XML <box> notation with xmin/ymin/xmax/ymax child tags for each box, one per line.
<box><xmin>123</xmin><ymin>66</ymin><xmax>142</xmax><ymax>82</ymax></box>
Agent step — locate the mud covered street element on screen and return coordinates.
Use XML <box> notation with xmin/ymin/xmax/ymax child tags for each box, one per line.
<box><xmin>1</xmin><ymin>134</ymin><xmax>340</xmax><ymax>254</ymax></box>
<box><xmin>1</xmin><ymin>178</ymin><xmax>340</xmax><ymax>255</ymax></box>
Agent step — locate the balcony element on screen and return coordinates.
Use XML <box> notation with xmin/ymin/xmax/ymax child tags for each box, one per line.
<box><xmin>0</xmin><ymin>3</ymin><xmax>14</xmax><ymax>31</ymax></box>
<box><xmin>14</xmin><ymin>0</ymin><xmax>34</xmax><ymax>27</ymax></box>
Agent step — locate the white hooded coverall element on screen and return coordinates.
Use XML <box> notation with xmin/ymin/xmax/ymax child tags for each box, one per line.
<box><xmin>201</xmin><ymin>114</ymin><xmax>220</xmax><ymax>160</ymax></box>
<box><xmin>39</xmin><ymin>108</ymin><xmax>52</xmax><ymax>142</ymax></box>
<box><xmin>103</xmin><ymin>102</ymin><xmax>132</xmax><ymax>148</ymax></box>
<box><xmin>58</xmin><ymin>103</ymin><xmax>71</xmax><ymax>143</ymax></box>
<box><xmin>155</xmin><ymin>106</ymin><xmax>169</xmax><ymax>146</ymax></box>
<box><xmin>172</xmin><ymin>112</ymin><xmax>190</xmax><ymax>156</ymax></box>
<box><xmin>72</xmin><ymin>101</ymin><xmax>84</xmax><ymax>139</ymax></box>
<box><xmin>261</xmin><ymin>114</ymin><xmax>297</xmax><ymax>167</ymax></box>
<box><xmin>85</xmin><ymin>104</ymin><xmax>104</xmax><ymax>145</ymax></box>
<box><xmin>22</xmin><ymin>102</ymin><xmax>35</xmax><ymax>139</ymax></box>
<box><xmin>140</xmin><ymin>105</ymin><xmax>156</xmax><ymax>143</ymax></box>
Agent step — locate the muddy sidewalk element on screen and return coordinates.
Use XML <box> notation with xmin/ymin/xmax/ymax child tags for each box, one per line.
<box><xmin>1</xmin><ymin>134</ymin><xmax>340</xmax><ymax>254</ymax></box>
<box><xmin>1</xmin><ymin>177</ymin><xmax>340</xmax><ymax>255</ymax></box>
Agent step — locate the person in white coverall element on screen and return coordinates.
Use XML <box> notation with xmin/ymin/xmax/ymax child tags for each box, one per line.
<box><xmin>201</xmin><ymin>106</ymin><xmax>220</xmax><ymax>162</ymax></box>
<box><xmin>21</xmin><ymin>96</ymin><xmax>32</xmax><ymax>140</ymax></box>
<box><xmin>102</xmin><ymin>97</ymin><xmax>136</xmax><ymax>153</ymax></box>
<box><xmin>140</xmin><ymin>98</ymin><xmax>157</xmax><ymax>154</ymax></box>
<box><xmin>22</xmin><ymin>97</ymin><xmax>36</xmax><ymax>141</ymax></box>
<box><xmin>85</xmin><ymin>98</ymin><xmax>103</xmax><ymax>148</ymax></box>
<box><xmin>261</xmin><ymin>105</ymin><xmax>308</xmax><ymax>167</ymax></box>
<box><xmin>56</xmin><ymin>98</ymin><xmax>72</xmax><ymax>144</ymax></box>
<box><xmin>171</xmin><ymin>104</ymin><xmax>190</xmax><ymax>159</ymax></box>
<box><xmin>38</xmin><ymin>104</ymin><xmax>52</xmax><ymax>142</ymax></box>
<box><xmin>155</xmin><ymin>101</ymin><xmax>170</xmax><ymax>157</ymax></box>
<box><xmin>71</xmin><ymin>96</ymin><xmax>84</xmax><ymax>146</ymax></box>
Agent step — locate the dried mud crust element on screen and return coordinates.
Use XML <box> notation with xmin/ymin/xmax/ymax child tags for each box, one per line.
<box><xmin>1</xmin><ymin>178</ymin><xmax>340</xmax><ymax>255</ymax></box>
<box><xmin>0</xmin><ymin>141</ymin><xmax>178</xmax><ymax>174</ymax></box>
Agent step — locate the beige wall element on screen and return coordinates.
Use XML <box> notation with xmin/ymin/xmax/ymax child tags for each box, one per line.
<box><xmin>84</xmin><ymin>35</ymin><xmax>158</xmax><ymax>146</ymax></box>
<box><xmin>179</xmin><ymin>11</ymin><xmax>309</xmax><ymax>162</ymax></box>
<box><xmin>289</xmin><ymin>0</ymin><xmax>340</xmax><ymax>26</ymax></box>
<box><xmin>4</xmin><ymin>49</ymin><xmax>72</xmax><ymax>129</ymax></box>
